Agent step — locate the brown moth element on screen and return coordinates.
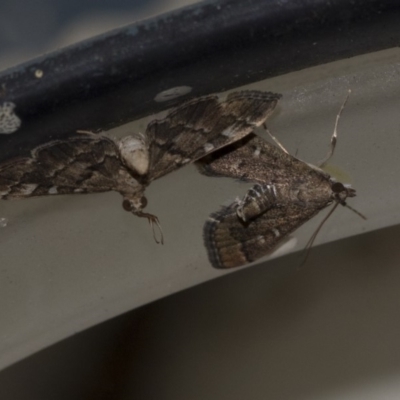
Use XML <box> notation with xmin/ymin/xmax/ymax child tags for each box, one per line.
<box><xmin>0</xmin><ymin>90</ymin><xmax>281</xmax><ymax>242</ymax></box>
<box><xmin>198</xmin><ymin>131</ymin><xmax>360</xmax><ymax>269</ymax></box>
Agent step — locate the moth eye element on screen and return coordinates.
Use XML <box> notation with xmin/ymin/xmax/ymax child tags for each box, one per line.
<box><xmin>122</xmin><ymin>199</ymin><xmax>133</xmax><ymax>212</ymax></box>
<box><xmin>140</xmin><ymin>196</ymin><xmax>148</xmax><ymax>208</ymax></box>
<box><xmin>331</xmin><ymin>182</ymin><xmax>345</xmax><ymax>193</ymax></box>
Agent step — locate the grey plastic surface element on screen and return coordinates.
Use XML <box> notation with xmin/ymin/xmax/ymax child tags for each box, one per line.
<box><xmin>1</xmin><ymin>47</ymin><xmax>400</xmax><ymax>371</ymax></box>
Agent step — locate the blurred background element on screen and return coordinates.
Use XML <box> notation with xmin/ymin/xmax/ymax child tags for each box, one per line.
<box><xmin>0</xmin><ymin>0</ymin><xmax>197</xmax><ymax>71</ymax></box>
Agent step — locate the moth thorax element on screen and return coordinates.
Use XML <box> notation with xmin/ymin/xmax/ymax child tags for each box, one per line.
<box><xmin>236</xmin><ymin>184</ymin><xmax>277</xmax><ymax>222</ymax></box>
<box><xmin>118</xmin><ymin>135</ymin><xmax>149</xmax><ymax>176</ymax></box>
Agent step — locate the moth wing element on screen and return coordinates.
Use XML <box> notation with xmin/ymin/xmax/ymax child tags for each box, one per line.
<box><xmin>0</xmin><ymin>135</ymin><xmax>139</xmax><ymax>199</ymax></box>
<box><xmin>197</xmin><ymin>133</ymin><xmax>317</xmax><ymax>185</ymax></box>
<box><xmin>204</xmin><ymin>202</ymin><xmax>322</xmax><ymax>269</ymax></box>
<box><xmin>145</xmin><ymin>91</ymin><xmax>281</xmax><ymax>181</ymax></box>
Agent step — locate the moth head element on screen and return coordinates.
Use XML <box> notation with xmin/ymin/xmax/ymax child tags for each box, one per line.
<box><xmin>122</xmin><ymin>196</ymin><xmax>148</xmax><ymax>214</ymax></box>
<box><xmin>118</xmin><ymin>134</ymin><xmax>149</xmax><ymax>176</ymax></box>
<box><xmin>302</xmin><ymin>180</ymin><xmax>364</xmax><ymax>266</ymax></box>
<box><xmin>330</xmin><ymin>181</ymin><xmax>365</xmax><ymax>220</ymax></box>
<box><xmin>331</xmin><ymin>182</ymin><xmax>356</xmax><ymax>204</ymax></box>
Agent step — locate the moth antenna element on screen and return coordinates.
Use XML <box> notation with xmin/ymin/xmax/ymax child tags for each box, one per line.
<box><xmin>343</xmin><ymin>203</ymin><xmax>367</xmax><ymax>220</ymax></box>
<box><xmin>299</xmin><ymin>201</ymin><xmax>340</xmax><ymax>268</ymax></box>
<box><xmin>263</xmin><ymin>124</ymin><xmax>289</xmax><ymax>154</ymax></box>
<box><xmin>318</xmin><ymin>89</ymin><xmax>351</xmax><ymax>168</ymax></box>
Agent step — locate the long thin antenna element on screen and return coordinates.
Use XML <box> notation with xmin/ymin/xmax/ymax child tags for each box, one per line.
<box><xmin>299</xmin><ymin>201</ymin><xmax>340</xmax><ymax>268</ymax></box>
<box><xmin>318</xmin><ymin>89</ymin><xmax>351</xmax><ymax>168</ymax></box>
<box><xmin>344</xmin><ymin>203</ymin><xmax>367</xmax><ymax>220</ymax></box>
<box><xmin>299</xmin><ymin>194</ymin><xmax>366</xmax><ymax>267</ymax></box>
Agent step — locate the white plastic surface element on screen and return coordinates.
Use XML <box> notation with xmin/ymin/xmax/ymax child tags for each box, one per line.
<box><xmin>1</xmin><ymin>47</ymin><xmax>400</xmax><ymax>370</ymax></box>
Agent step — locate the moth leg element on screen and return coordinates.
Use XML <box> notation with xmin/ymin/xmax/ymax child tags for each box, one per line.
<box><xmin>262</xmin><ymin>124</ymin><xmax>289</xmax><ymax>154</ymax></box>
<box><xmin>318</xmin><ymin>89</ymin><xmax>351</xmax><ymax>167</ymax></box>
<box><xmin>122</xmin><ymin>196</ymin><xmax>164</xmax><ymax>244</ymax></box>
<box><xmin>137</xmin><ymin>211</ymin><xmax>164</xmax><ymax>245</ymax></box>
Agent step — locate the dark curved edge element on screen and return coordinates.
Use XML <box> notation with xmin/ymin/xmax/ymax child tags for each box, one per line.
<box><xmin>0</xmin><ymin>0</ymin><xmax>399</xmax><ymax>160</ymax></box>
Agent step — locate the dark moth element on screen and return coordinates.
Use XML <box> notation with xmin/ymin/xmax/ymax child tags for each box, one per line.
<box><xmin>0</xmin><ymin>91</ymin><xmax>281</xmax><ymax>241</ymax></box>
<box><xmin>198</xmin><ymin>133</ymin><xmax>357</xmax><ymax>268</ymax></box>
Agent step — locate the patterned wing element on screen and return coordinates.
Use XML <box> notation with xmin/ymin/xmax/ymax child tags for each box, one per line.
<box><xmin>204</xmin><ymin>201</ymin><xmax>324</xmax><ymax>269</ymax></box>
<box><xmin>0</xmin><ymin>135</ymin><xmax>140</xmax><ymax>199</ymax></box>
<box><xmin>197</xmin><ymin>133</ymin><xmax>321</xmax><ymax>185</ymax></box>
<box><xmin>145</xmin><ymin>90</ymin><xmax>281</xmax><ymax>181</ymax></box>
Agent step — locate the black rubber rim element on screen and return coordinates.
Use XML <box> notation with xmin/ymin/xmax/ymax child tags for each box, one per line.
<box><xmin>0</xmin><ymin>0</ymin><xmax>399</xmax><ymax>160</ymax></box>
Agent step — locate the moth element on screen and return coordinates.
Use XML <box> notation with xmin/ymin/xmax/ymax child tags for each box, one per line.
<box><xmin>0</xmin><ymin>90</ymin><xmax>281</xmax><ymax>242</ymax></box>
<box><xmin>198</xmin><ymin>119</ymin><xmax>362</xmax><ymax>268</ymax></box>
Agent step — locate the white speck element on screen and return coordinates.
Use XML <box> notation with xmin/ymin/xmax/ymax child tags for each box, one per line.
<box><xmin>0</xmin><ymin>102</ymin><xmax>21</xmax><ymax>134</ymax></box>
<box><xmin>203</xmin><ymin>142</ymin><xmax>214</xmax><ymax>152</ymax></box>
<box><xmin>253</xmin><ymin>147</ymin><xmax>261</xmax><ymax>157</ymax></box>
<box><xmin>182</xmin><ymin>158</ymin><xmax>191</xmax><ymax>164</ymax></box>
<box><xmin>272</xmin><ymin>228</ymin><xmax>280</xmax><ymax>237</ymax></box>
<box><xmin>34</xmin><ymin>69</ymin><xmax>43</xmax><ymax>78</ymax></box>
<box><xmin>172</xmin><ymin>134</ymin><xmax>183</xmax><ymax>143</ymax></box>
<box><xmin>74</xmin><ymin>188</ymin><xmax>84</xmax><ymax>193</ymax></box>
<box><xmin>48</xmin><ymin>186</ymin><xmax>58</xmax><ymax>195</ymax></box>
<box><xmin>221</xmin><ymin>127</ymin><xmax>235</xmax><ymax>138</ymax></box>
<box><xmin>236</xmin><ymin>206</ymin><xmax>247</xmax><ymax>222</ymax></box>
<box><xmin>20</xmin><ymin>183</ymin><xmax>38</xmax><ymax>195</ymax></box>
<box><xmin>0</xmin><ymin>217</ymin><xmax>8</xmax><ymax>228</ymax></box>
<box><xmin>257</xmin><ymin>235</ymin><xmax>265</xmax><ymax>244</ymax></box>
<box><xmin>154</xmin><ymin>86</ymin><xmax>192</xmax><ymax>102</ymax></box>
<box><xmin>234</xmin><ymin>196</ymin><xmax>241</xmax><ymax>204</ymax></box>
